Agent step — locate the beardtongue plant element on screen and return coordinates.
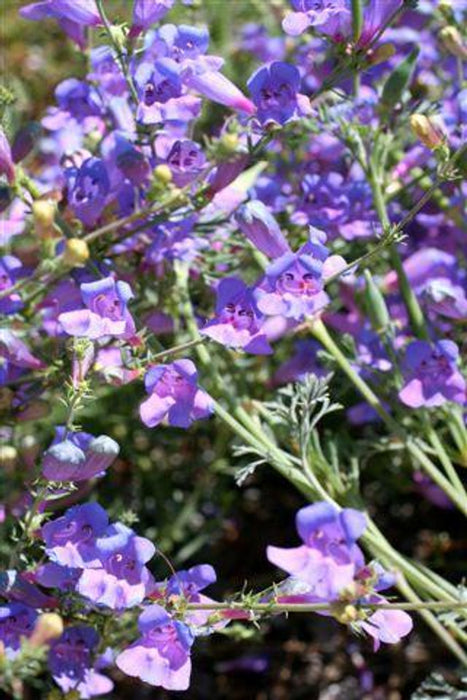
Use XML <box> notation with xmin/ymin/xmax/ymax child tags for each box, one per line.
<box><xmin>1</xmin><ymin>0</ymin><xmax>466</xmax><ymax>696</ymax></box>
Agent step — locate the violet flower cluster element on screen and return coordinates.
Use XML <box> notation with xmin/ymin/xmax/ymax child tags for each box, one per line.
<box><xmin>1</xmin><ymin>0</ymin><xmax>466</xmax><ymax>694</ymax></box>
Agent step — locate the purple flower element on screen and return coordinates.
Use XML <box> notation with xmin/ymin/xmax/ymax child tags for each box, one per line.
<box><xmin>248</xmin><ymin>61</ymin><xmax>310</xmax><ymax>125</ymax></box>
<box><xmin>49</xmin><ymin>626</ymin><xmax>113</xmax><ymax>697</ymax></box>
<box><xmin>0</xmin><ymin>603</ymin><xmax>38</xmax><ymax>657</ymax></box>
<box><xmin>116</xmin><ymin>604</ymin><xmax>193</xmax><ymax>690</ymax></box>
<box><xmin>140</xmin><ymin>360</ymin><xmax>213</xmax><ymax>429</ymax></box>
<box><xmin>267</xmin><ymin>502</ymin><xmax>366</xmax><ymax>601</ymax></box>
<box><xmin>66</xmin><ymin>157</ymin><xmax>110</xmax><ymax>227</ymax></box>
<box><xmin>76</xmin><ymin>522</ymin><xmax>155</xmax><ymax>610</ymax></box>
<box><xmin>55</xmin><ymin>79</ymin><xmax>102</xmax><ymax>121</ymax></box>
<box><xmin>58</xmin><ymin>276</ymin><xmax>136</xmax><ymax>340</ymax></box>
<box><xmin>201</xmin><ymin>278</ymin><xmax>272</xmax><ymax>355</ymax></box>
<box><xmin>272</xmin><ymin>340</ymin><xmax>327</xmax><ymax>386</ymax></box>
<box><xmin>0</xmin><ymin>330</ymin><xmax>44</xmax><ymax>385</ymax></box>
<box><xmin>19</xmin><ymin>1</ymin><xmax>103</xmax><ymax>49</ymax></box>
<box><xmin>254</xmin><ymin>229</ymin><xmax>333</xmax><ymax>321</ymax></box>
<box><xmin>0</xmin><ymin>570</ymin><xmax>55</xmax><ymax>609</ymax></box>
<box><xmin>134</xmin><ymin>58</ymin><xmax>201</xmax><ymax>125</ymax></box>
<box><xmin>235</xmin><ymin>200</ymin><xmax>289</xmax><ymax>259</ymax></box>
<box><xmin>359</xmin><ymin>606</ymin><xmax>413</xmax><ymax>650</ymax></box>
<box><xmin>130</xmin><ymin>0</ymin><xmax>175</xmax><ymax>38</ymax></box>
<box><xmin>42</xmin><ymin>428</ymin><xmax>119</xmax><ymax>482</ymax></box>
<box><xmin>42</xmin><ymin>503</ymin><xmax>109</xmax><ymax>569</ymax></box>
<box><xmin>398</xmin><ymin>340</ymin><xmax>466</xmax><ymax>408</ymax></box>
<box><xmin>87</xmin><ymin>47</ymin><xmax>127</xmax><ymax>97</ymax></box>
<box><xmin>0</xmin><ymin>255</ymin><xmax>24</xmax><ymax>314</ymax></box>
<box><xmin>182</xmin><ymin>65</ymin><xmax>256</xmax><ymax>115</ymax></box>
<box><xmin>282</xmin><ymin>0</ymin><xmax>351</xmax><ymax>39</ymax></box>
<box><xmin>0</xmin><ymin>126</ymin><xmax>15</xmax><ymax>184</ymax></box>
<box><xmin>154</xmin><ymin>136</ymin><xmax>206</xmax><ymax>187</ymax></box>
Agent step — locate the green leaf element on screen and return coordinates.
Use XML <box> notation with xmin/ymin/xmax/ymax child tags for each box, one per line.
<box><xmin>381</xmin><ymin>46</ymin><xmax>420</xmax><ymax>111</ymax></box>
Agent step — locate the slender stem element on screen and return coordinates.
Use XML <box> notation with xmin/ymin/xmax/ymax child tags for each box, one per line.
<box><xmin>185</xmin><ymin>600</ymin><xmax>467</xmax><ymax>613</ymax></box>
<box><xmin>368</xmin><ymin>162</ymin><xmax>429</xmax><ymax>340</ymax></box>
<box><xmin>95</xmin><ymin>0</ymin><xmax>139</xmax><ymax>104</ymax></box>
<box><xmin>423</xmin><ymin>414</ymin><xmax>466</xmax><ymax>497</ymax></box>
<box><xmin>149</xmin><ymin>338</ymin><xmax>208</xmax><ymax>363</ymax></box>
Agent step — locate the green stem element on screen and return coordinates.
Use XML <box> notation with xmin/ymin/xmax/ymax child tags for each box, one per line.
<box><xmin>368</xmin><ymin>162</ymin><xmax>429</xmax><ymax>340</ymax></box>
<box><xmin>95</xmin><ymin>0</ymin><xmax>139</xmax><ymax>105</ymax></box>
<box><xmin>423</xmin><ymin>414</ymin><xmax>466</xmax><ymax>496</ymax></box>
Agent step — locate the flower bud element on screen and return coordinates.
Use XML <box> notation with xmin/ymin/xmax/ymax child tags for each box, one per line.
<box><xmin>0</xmin><ymin>127</ymin><xmax>15</xmax><ymax>184</ymax></box>
<box><xmin>367</xmin><ymin>43</ymin><xmax>395</xmax><ymax>66</ymax></box>
<box><xmin>235</xmin><ymin>200</ymin><xmax>289</xmax><ymax>259</ymax></box>
<box><xmin>220</xmin><ymin>133</ymin><xmax>239</xmax><ymax>154</ymax></box>
<box><xmin>410</xmin><ymin>114</ymin><xmax>446</xmax><ymax>150</ymax></box>
<box><xmin>153</xmin><ymin>164</ymin><xmax>173</xmax><ymax>184</ymax></box>
<box><xmin>0</xmin><ymin>445</ymin><xmax>17</xmax><ymax>470</ymax></box>
<box><xmin>439</xmin><ymin>26</ymin><xmax>467</xmax><ymax>59</ymax></box>
<box><xmin>332</xmin><ymin>603</ymin><xmax>359</xmax><ymax>624</ymax></box>
<box><xmin>32</xmin><ymin>200</ymin><xmax>56</xmax><ymax>239</ymax></box>
<box><xmin>363</xmin><ymin>270</ymin><xmax>390</xmax><ymax>333</ymax></box>
<box><xmin>30</xmin><ymin>613</ymin><xmax>64</xmax><ymax>647</ymax></box>
<box><xmin>62</xmin><ymin>238</ymin><xmax>90</xmax><ymax>267</ymax></box>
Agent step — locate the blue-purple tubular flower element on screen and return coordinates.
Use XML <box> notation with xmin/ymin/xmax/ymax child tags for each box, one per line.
<box><xmin>140</xmin><ymin>360</ymin><xmax>213</xmax><ymax>428</ymax></box>
<box><xmin>49</xmin><ymin>625</ymin><xmax>113</xmax><ymax>697</ymax></box>
<box><xmin>201</xmin><ymin>278</ymin><xmax>272</xmax><ymax>355</ymax></box>
<box><xmin>398</xmin><ymin>340</ymin><xmax>466</xmax><ymax>408</ymax></box>
<box><xmin>116</xmin><ymin>604</ymin><xmax>194</xmax><ymax>690</ymax></box>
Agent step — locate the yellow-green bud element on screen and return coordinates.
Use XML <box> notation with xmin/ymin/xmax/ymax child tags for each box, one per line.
<box><xmin>410</xmin><ymin>114</ymin><xmax>446</xmax><ymax>150</ymax></box>
<box><xmin>30</xmin><ymin>613</ymin><xmax>64</xmax><ymax>647</ymax></box>
<box><xmin>32</xmin><ymin>200</ymin><xmax>56</xmax><ymax>239</ymax></box>
<box><xmin>440</xmin><ymin>26</ymin><xmax>467</xmax><ymax>59</ymax></box>
<box><xmin>153</xmin><ymin>164</ymin><xmax>173</xmax><ymax>184</ymax></box>
<box><xmin>220</xmin><ymin>133</ymin><xmax>239</xmax><ymax>153</ymax></box>
<box><xmin>0</xmin><ymin>445</ymin><xmax>17</xmax><ymax>469</ymax></box>
<box><xmin>332</xmin><ymin>603</ymin><xmax>359</xmax><ymax>624</ymax></box>
<box><xmin>367</xmin><ymin>43</ymin><xmax>395</xmax><ymax>66</ymax></box>
<box><xmin>62</xmin><ymin>238</ymin><xmax>90</xmax><ymax>267</ymax></box>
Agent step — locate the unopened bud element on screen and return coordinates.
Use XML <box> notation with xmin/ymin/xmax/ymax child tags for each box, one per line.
<box><xmin>220</xmin><ymin>133</ymin><xmax>239</xmax><ymax>153</ymax></box>
<box><xmin>332</xmin><ymin>603</ymin><xmax>359</xmax><ymax>624</ymax></box>
<box><xmin>0</xmin><ymin>445</ymin><xmax>17</xmax><ymax>470</ymax></box>
<box><xmin>410</xmin><ymin>114</ymin><xmax>446</xmax><ymax>150</ymax></box>
<box><xmin>364</xmin><ymin>270</ymin><xmax>390</xmax><ymax>332</ymax></box>
<box><xmin>62</xmin><ymin>238</ymin><xmax>90</xmax><ymax>267</ymax></box>
<box><xmin>367</xmin><ymin>43</ymin><xmax>395</xmax><ymax>66</ymax></box>
<box><xmin>439</xmin><ymin>26</ymin><xmax>467</xmax><ymax>59</ymax></box>
<box><xmin>153</xmin><ymin>164</ymin><xmax>173</xmax><ymax>184</ymax></box>
<box><xmin>32</xmin><ymin>200</ymin><xmax>56</xmax><ymax>239</ymax></box>
<box><xmin>30</xmin><ymin>613</ymin><xmax>64</xmax><ymax>647</ymax></box>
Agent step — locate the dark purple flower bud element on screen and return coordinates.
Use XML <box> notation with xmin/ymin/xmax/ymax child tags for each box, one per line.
<box><xmin>0</xmin><ymin>127</ymin><xmax>15</xmax><ymax>184</ymax></box>
<box><xmin>236</xmin><ymin>200</ymin><xmax>290</xmax><ymax>259</ymax></box>
<box><xmin>11</xmin><ymin>122</ymin><xmax>41</xmax><ymax>163</ymax></box>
